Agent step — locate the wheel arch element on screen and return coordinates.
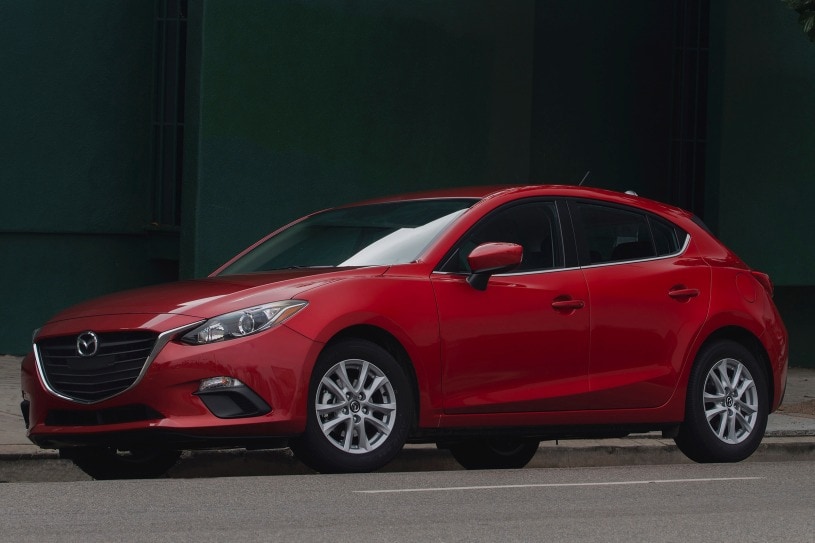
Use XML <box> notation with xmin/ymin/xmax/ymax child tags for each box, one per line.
<box><xmin>693</xmin><ymin>326</ymin><xmax>774</xmax><ymax>406</ymax></box>
<box><xmin>322</xmin><ymin>324</ymin><xmax>421</xmax><ymax>430</ymax></box>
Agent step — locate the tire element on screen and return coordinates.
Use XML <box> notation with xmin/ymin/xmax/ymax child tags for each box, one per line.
<box><xmin>448</xmin><ymin>438</ymin><xmax>540</xmax><ymax>470</ymax></box>
<box><xmin>675</xmin><ymin>339</ymin><xmax>768</xmax><ymax>463</ymax></box>
<box><xmin>290</xmin><ymin>339</ymin><xmax>414</xmax><ymax>473</ymax></box>
<box><xmin>61</xmin><ymin>447</ymin><xmax>181</xmax><ymax>480</ymax></box>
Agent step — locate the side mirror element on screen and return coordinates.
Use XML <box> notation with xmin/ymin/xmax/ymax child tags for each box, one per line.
<box><xmin>466</xmin><ymin>242</ymin><xmax>523</xmax><ymax>291</ymax></box>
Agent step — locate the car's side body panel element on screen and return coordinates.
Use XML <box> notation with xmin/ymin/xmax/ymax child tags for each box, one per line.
<box><xmin>283</xmin><ymin>271</ymin><xmax>446</xmax><ymax>427</ymax></box>
<box><xmin>580</xmin><ymin>251</ymin><xmax>712</xmax><ymax>410</ymax></box>
<box><xmin>432</xmin><ymin>267</ymin><xmax>591</xmax><ymax>414</ymax></box>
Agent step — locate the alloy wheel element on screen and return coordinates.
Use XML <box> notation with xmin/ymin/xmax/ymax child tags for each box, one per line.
<box><xmin>703</xmin><ymin>357</ymin><xmax>758</xmax><ymax>444</ymax></box>
<box><xmin>315</xmin><ymin>358</ymin><xmax>397</xmax><ymax>454</ymax></box>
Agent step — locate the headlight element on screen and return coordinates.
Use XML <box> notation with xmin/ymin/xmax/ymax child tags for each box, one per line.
<box><xmin>181</xmin><ymin>300</ymin><xmax>307</xmax><ymax>345</ymax></box>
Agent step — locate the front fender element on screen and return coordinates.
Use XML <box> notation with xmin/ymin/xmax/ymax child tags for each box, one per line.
<box><xmin>283</xmin><ymin>274</ymin><xmax>443</xmax><ymax>426</ymax></box>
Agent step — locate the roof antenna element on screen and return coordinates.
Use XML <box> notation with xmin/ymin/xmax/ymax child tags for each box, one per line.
<box><xmin>579</xmin><ymin>171</ymin><xmax>591</xmax><ymax>186</ymax></box>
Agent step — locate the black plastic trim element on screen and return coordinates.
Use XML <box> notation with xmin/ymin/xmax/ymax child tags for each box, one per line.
<box><xmin>21</xmin><ymin>400</ymin><xmax>30</xmax><ymax>429</ymax></box>
<box><xmin>195</xmin><ymin>385</ymin><xmax>272</xmax><ymax>419</ymax></box>
<box><xmin>45</xmin><ymin>404</ymin><xmax>164</xmax><ymax>427</ymax></box>
<box><xmin>408</xmin><ymin>423</ymin><xmax>681</xmax><ymax>444</ymax></box>
<box><xmin>29</xmin><ymin>429</ymin><xmax>290</xmax><ymax>451</ymax></box>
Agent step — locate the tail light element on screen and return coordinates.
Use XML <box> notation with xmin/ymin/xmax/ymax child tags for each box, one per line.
<box><xmin>751</xmin><ymin>271</ymin><xmax>774</xmax><ymax>298</ymax></box>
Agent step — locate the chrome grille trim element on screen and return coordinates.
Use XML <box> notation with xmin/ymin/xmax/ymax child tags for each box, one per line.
<box><xmin>34</xmin><ymin>321</ymin><xmax>204</xmax><ymax>405</ymax></box>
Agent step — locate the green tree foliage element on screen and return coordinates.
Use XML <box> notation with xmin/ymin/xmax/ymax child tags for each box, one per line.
<box><xmin>783</xmin><ymin>0</ymin><xmax>815</xmax><ymax>41</ymax></box>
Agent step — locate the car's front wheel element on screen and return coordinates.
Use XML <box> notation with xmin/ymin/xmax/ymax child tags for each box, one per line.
<box><xmin>448</xmin><ymin>438</ymin><xmax>540</xmax><ymax>470</ymax></box>
<box><xmin>675</xmin><ymin>339</ymin><xmax>769</xmax><ymax>463</ymax></box>
<box><xmin>61</xmin><ymin>447</ymin><xmax>181</xmax><ymax>480</ymax></box>
<box><xmin>290</xmin><ymin>339</ymin><xmax>413</xmax><ymax>473</ymax></box>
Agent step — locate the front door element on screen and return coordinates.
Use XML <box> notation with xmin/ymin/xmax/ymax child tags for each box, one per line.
<box><xmin>431</xmin><ymin>200</ymin><xmax>592</xmax><ymax>414</ymax></box>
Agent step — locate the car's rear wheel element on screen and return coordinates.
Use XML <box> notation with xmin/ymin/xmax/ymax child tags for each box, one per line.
<box><xmin>61</xmin><ymin>447</ymin><xmax>181</xmax><ymax>480</ymax></box>
<box><xmin>675</xmin><ymin>339</ymin><xmax>768</xmax><ymax>463</ymax></box>
<box><xmin>448</xmin><ymin>438</ymin><xmax>540</xmax><ymax>470</ymax></box>
<box><xmin>290</xmin><ymin>339</ymin><xmax>413</xmax><ymax>473</ymax></box>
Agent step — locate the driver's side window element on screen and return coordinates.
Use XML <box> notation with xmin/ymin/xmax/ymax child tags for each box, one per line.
<box><xmin>439</xmin><ymin>201</ymin><xmax>564</xmax><ymax>273</ymax></box>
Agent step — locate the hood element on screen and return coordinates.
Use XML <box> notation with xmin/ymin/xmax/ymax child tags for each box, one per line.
<box><xmin>47</xmin><ymin>267</ymin><xmax>385</xmax><ymax>323</ymax></box>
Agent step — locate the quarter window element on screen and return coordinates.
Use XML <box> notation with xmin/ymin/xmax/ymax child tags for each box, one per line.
<box><xmin>651</xmin><ymin>218</ymin><xmax>685</xmax><ymax>256</ymax></box>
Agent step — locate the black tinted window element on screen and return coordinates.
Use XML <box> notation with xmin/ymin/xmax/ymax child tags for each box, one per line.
<box><xmin>651</xmin><ymin>218</ymin><xmax>685</xmax><ymax>256</ymax></box>
<box><xmin>575</xmin><ymin>203</ymin><xmax>656</xmax><ymax>263</ymax></box>
<box><xmin>440</xmin><ymin>201</ymin><xmax>564</xmax><ymax>273</ymax></box>
<box><xmin>574</xmin><ymin>202</ymin><xmax>688</xmax><ymax>264</ymax></box>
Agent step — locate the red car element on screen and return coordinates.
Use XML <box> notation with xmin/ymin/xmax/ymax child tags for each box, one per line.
<box><xmin>21</xmin><ymin>185</ymin><xmax>788</xmax><ymax>478</ymax></box>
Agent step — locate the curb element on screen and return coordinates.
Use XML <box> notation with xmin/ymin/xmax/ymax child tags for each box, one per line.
<box><xmin>3</xmin><ymin>436</ymin><xmax>815</xmax><ymax>483</ymax></box>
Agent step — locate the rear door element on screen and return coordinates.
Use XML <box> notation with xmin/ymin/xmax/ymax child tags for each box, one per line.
<box><xmin>570</xmin><ymin>200</ymin><xmax>711</xmax><ymax>409</ymax></box>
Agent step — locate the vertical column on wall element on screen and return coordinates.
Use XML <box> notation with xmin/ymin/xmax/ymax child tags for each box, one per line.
<box><xmin>668</xmin><ymin>0</ymin><xmax>710</xmax><ymax>217</ymax></box>
<box><xmin>152</xmin><ymin>0</ymin><xmax>188</xmax><ymax>228</ymax></box>
<box><xmin>179</xmin><ymin>0</ymin><xmax>203</xmax><ymax>279</ymax></box>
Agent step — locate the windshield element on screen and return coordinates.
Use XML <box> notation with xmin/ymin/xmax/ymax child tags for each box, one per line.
<box><xmin>218</xmin><ymin>198</ymin><xmax>476</xmax><ymax>275</ymax></box>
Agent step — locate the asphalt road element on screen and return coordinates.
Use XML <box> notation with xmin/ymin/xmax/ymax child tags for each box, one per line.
<box><xmin>2</xmin><ymin>461</ymin><xmax>813</xmax><ymax>542</ymax></box>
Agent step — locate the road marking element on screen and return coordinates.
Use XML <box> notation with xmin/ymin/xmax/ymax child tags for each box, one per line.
<box><xmin>355</xmin><ymin>477</ymin><xmax>764</xmax><ymax>494</ymax></box>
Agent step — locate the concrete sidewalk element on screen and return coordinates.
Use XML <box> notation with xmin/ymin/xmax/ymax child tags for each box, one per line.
<box><xmin>2</xmin><ymin>354</ymin><xmax>814</xmax><ymax>481</ymax></box>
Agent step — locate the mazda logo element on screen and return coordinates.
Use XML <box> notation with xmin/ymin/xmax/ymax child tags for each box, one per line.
<box><xmin>76</xmin><ymin>331</ymin><xmax>99</xmax><ymax>357</ymax></box>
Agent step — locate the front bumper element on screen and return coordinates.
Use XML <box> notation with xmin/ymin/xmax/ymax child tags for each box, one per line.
<box><xmin>22</xmin><ymin>318</ymin><xmax>321</xmax><ymax>450</ymax></box>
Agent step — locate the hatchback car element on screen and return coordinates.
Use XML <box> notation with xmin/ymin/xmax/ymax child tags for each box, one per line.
<box><xmin>21</xmin><ymin>185</ymin><xmax>788</xmax><ymax>478</ymax></box>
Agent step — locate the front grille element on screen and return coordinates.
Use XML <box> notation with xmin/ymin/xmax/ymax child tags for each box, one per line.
<box><xmin>37</xmin><ymin>332</ymin><xmax>158</xmax><ymax>403</ymax></box>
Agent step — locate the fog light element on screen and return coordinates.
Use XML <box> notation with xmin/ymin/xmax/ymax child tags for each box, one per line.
<box><xmin>198</xmin><ymin>376</ymin><xmax>245</xmax><ymax>392</ymax></box>
<box><xmin>195</xmin><ymin>377</ymin><xmax>272</xmax><ymax>419</ymax></box>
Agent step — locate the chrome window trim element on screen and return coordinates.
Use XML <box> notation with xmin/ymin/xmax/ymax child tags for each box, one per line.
<box><xmin>431</xmin><ymin>233</ymin><xmax>690</xmax><ymax>278</ymax></box>
<box><xmin>496</xmin><ymin>265</ymin><xmax>581</xmax><ymax>277</ymax></box>
<box><xmin>33</xmin><ymin>321</ymin><xmax>204</xmax><ymax>405</ymax></box>
<box><xmin>431</xmin><ymin>265</ymin><xmax>581</xmax><ymax>278</ymax></box>
<box><xmin>579</xmin><ymin>232</ymin><xmax>691</xmax><ymax>269</ymax></box>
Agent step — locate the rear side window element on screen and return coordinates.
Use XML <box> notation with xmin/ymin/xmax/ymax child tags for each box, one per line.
<box><xmin>572</xmin><ymin>202</ymin><xmax>687</xmax><ymax>264</ymax></box>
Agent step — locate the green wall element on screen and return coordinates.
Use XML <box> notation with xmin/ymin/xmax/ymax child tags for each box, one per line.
<box><xmin>183</xmin><ymin>0</ymin><xmax>535</xmax><ymax>276</ymax></box>
<box><xmin>0</xmin><ymin>2</ymin><xmax>178</xmax><ymax>354</ymax></box>
<box><xmin>707</xmin><ymin>0</ymin><xmax>815</xmax><ymax>367</ymax></box>
<box><xmin>1</xmin><ymin>2</ymin><xmax>154</xmax><ymax>232</ymax></box>
<box><xmin>530</xmin><ymin>1</ymin><xmax>675</xmax><ymax>200</ymax></box>
<box><xmin>708</xmin><ymin>0</ymin><xmax>815</xmax><ymax>286</ymax></box>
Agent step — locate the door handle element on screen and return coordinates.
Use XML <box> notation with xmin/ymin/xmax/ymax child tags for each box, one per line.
<box><xmin>551</xmin><ymin>298</ymin><xmax>585</xmax><ymax>311</ymax></box>
<box><xmin>668</xmin><ymin>287</ymin><xmax>700</xmax><ymax>299</ymax></box>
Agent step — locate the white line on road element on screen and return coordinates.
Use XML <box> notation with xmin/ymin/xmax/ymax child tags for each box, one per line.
<box><xmin>355</xmin><ymin>477</ymin><xmax>764</xmax><ymax>494</ymax></box>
